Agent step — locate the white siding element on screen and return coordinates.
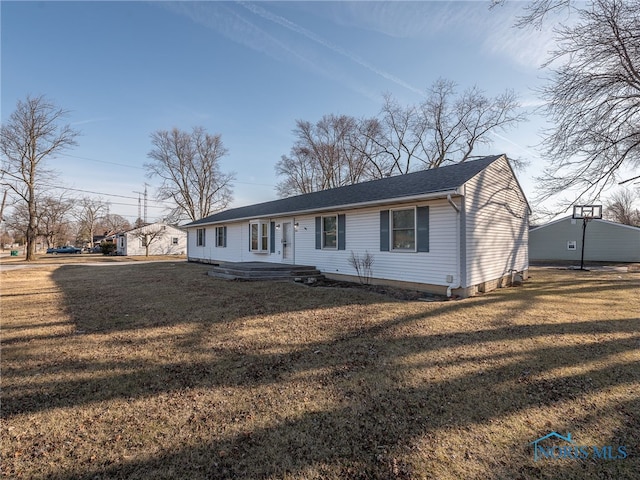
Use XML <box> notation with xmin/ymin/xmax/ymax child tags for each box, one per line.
<box><xmin>186</xmin><ymin>202</ymin><xmax>459</xmax><ymax>286</ymax></box>
<box><xmin>293</xmin><ymin>201</ymin><xmax>459</xmax><ymax>286</ymax></box>
<box><xmin>530</xmin><ymin>217</ymin><xmax>640</xmax><ymax>262</ymax></box>
<box><xmin>185</xmin><ymin>157</ymin><xmax>531</xmax><ymax>293</ymax></box>
<box><xmin>120</xmin><ymin>224</ymin><xmax>187</xmax><ymax>256</ymax></box>
<box><xmin>463</xmin><ymin>157</ymin><xmax>529</xmax><ymax>287</ymax></box>
<box><xmin>187</xmin><ymin>220</ymin><xmax>290</xmax><ymax>264</ymax></box>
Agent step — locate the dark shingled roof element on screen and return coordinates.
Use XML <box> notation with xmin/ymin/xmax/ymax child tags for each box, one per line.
<box><xmin>185</xmin><ymin>155</ymin><xmax>503</xmax><ymax>226</ymax></box>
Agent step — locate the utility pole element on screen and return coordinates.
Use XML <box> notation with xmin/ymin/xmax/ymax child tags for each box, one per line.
<box><xmin>0</xmin><ymin>190</ymin><xmax>7</xmax><ymax>223</ymax></box>
<box><xmin>133</xmin><ymin>188</ymin><xmax>148</xmax><ymax>225</ymax></box>
<box><xmin>143</xmin><ymin>184</ymin><xmax>148</xmax><ymax>223</ymax></box>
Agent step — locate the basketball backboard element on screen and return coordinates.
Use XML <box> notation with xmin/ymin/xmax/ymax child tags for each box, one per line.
<box><xmin>572</xmin><ymin>205</ymin><xmax>602</xmax><ymax>220</ymax></box>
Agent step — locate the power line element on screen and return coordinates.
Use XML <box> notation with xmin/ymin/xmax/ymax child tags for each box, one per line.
<box><xmin>46</xmin><ymin>185</ymin><xmax>140</xmax><ymax>200</ymax></box>
<box><xmin>59</xmin><ymin>153</ymin><xmax>145</xmax><ymax>170</ymax></box>
<box><xmin>40</xmin><ymin>184</ymin><xmax>174</xmax><ymax>207</ymax></box>
<box><xmin>95</xmin><ymin>200</ymin><xmax>166</xmax><ymax>210</ymax></box>
<box><xmin>59</xmin><ymin>153</ymin><xmax>277</xmax><ymax>187</ymax></box>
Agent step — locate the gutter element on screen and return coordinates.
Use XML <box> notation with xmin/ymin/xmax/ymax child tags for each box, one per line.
<box><xmin>447</xmin><ymin>194</ymin><xmax>461</xmax><ymax>298</ymax></box>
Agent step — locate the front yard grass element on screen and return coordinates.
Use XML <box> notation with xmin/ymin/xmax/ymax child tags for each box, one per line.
<box><xmin>1</xmin><ymin>261</ymin><xmax>638</xmax><ymax>479</ymax></box>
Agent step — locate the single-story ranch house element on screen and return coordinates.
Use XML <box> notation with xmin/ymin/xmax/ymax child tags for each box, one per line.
<box><xmin>184</xmin><ymin>154</ymin><xmax>530</xmax><ymax>297</ymax></box>
<box><xmin>116</xmin><ymin>222</ymin><xmax>187</xmax><ymax>256</ymax></box>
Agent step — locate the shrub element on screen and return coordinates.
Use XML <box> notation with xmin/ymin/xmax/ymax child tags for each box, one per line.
<box><xmin>100</xmin><ymin>241</ymin><xmax>117</xmax><ymax>255</ymax></box>
<box><xmin>348</xmin><ymin>251</ymin><xmax>374</xmax><ymax>285</ymax></box>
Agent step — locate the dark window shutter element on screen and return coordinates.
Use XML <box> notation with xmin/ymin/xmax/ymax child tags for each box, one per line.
<box><xmin>270</xmin><ymin>222</ymin><xmax>276</xmax><ymax>253</ymax></box>
<box><xmin>338</xmin><ymin>214</ymin><xmax>346</xmax><ymax>250</ymax></box>
<box><xmin>224</xmin><ymin>227</ymin><xmax>227</xmax><ymax>248</ymax></box>
<box><xmin>380</xmin><ymin>210</ymin><xmax>389</xmax><ymax>251</ymax></box>
<box><xmin>315</xmin><ymin>217</ymin><xmax>321</xmax><ymax>249</ymax></box>
<box><xmin>249</xmin><ymin>224</ymin><xmax>251</xmax><ymax>251</ymax></box>
<box><xmin>417</xmin><ymin>206</ymin><xmax>429</xmax><ymax>252</ymax></box>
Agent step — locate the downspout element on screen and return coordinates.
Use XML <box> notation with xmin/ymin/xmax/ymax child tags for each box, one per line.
<box><xmin>447</xmin><ymin>194</ymin><xmax>461</xmax><ymax>298</ymax></box>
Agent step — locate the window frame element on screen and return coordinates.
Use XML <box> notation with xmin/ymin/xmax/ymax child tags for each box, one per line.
<box><xmin>171</xmin><ymin>237</ymin><xmax>179</xmax><ymax>245</ymax></box>
<box><xmin>196</xmin><ymin>228</ymin><xmax>206</xmax><ymax>247</ymax></box>
<box><xmin>215</xmin><ymin>226</ymin><xmax>227</xmax><ymax>248</ymax></box>
<box><xmin>322</xmin><ymin>215</ymin><xmax>338</xmax><ymax>249</ymax></box>
<box><xmin>250</xmin><ymin>221</ymin><xmax>269</xmax><ymax>253</ymax></box>
<box><xmin>390</xmin><ymin>207</ymin><xmax>416</xmax><ymax>252</ymax></box>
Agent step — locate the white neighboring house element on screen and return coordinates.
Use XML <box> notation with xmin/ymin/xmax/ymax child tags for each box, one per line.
<box><xmin>183</xmin><ymin>155</ymin><xmax>530</xmax><ymax>297</ymax></box>
<box><xmin>529</xmin><ymin>216</ymin><xmax>640</xmax><ymax>263</ymax></box>
<box><xmin>116</xmin><ymin>222</ymin><xmax>187</xmax><ymax>256</ymax></box>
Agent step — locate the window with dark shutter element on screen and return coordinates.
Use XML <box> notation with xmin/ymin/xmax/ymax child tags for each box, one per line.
<box><xmin>380</xmin><ymin>210</ymin><xmax>389</xmax><ymax>251</ymax></box>
<box><xmin>338</xmin><ymin>214</ymin><xmax>346</xmax><ymax>250</ymax></box>
<box><xmin>417</xmin><ymin>206</ymin><xmax>429</xmax><ymax>252</ymax></box>
<box><xmin>315</xmin><ymin>217</ymin><xmax>322</xmax><ymax>249</ymax></box>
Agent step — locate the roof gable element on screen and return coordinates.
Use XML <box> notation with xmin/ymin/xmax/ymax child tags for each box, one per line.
<box><xmin>186</xmin><ymin>155</ymin><xmax>504</xmax><ymax>226</ymax></box>
<box><xmin>119</xmin><ymin>222</ymin><xmax>185</xmax><ymax>235</ymax></box>
<box><xmin>530</xmin><ymin>215</ymin><xmax>640</xmax><ymax>233</ymax></box>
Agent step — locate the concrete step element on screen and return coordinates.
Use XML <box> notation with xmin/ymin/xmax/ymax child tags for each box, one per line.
<box><xmin>207</xmin><ymin>263</ymin><xmax>324</xmax><ymax>282</ymax></box>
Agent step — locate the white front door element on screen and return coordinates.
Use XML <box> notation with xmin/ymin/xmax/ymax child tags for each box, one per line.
<box><xmin>282</xmin><ymin>222</ymin><xmax>292</xmax><ymax>262</ymax></box>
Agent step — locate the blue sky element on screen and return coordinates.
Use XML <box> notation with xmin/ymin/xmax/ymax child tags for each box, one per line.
<box><xmin>2</xmin><ymin>1</ymin><xmax>557</xmax><ymax>223</ymax></box>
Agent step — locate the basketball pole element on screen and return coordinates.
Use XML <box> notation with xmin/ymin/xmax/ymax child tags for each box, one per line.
<box><xmin>580</xmin><ymin>217</ymin><xmax>587</xmax><ymax>270</ymax></box>
<box><xmin>573</xmin><ymin>205</ymin><xmax>601</xmax><ymax>271</ymax></box>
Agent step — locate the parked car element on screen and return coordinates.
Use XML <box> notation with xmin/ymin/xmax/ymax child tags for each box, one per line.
<box><xmin>46</xmin><ymin>246</ymin><xmax>82</xmax><ymax>254</ymax></box>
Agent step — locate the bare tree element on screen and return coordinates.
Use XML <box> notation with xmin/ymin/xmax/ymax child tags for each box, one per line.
<box><xmin>99</xmin><ymin>213</ymin><xmax>131</xmax><ymax>235</ymax></box>
<box><xmin>4</xmin><ymin>203</ymin><xmax>30</xmax><ymax>250</ymax></box>
<box><xmin>0</xmin><ymin>229</ymin><xmax>13</xmax><ymax>251</ymax></box>
<box><xmin>496</xmin><ymin>0</ymin><xmax>640</xmax><ymax>208</ymax></box>
<box><xmin>275</xmin><ymin>115</ymin><xmax>382</xmax><ymax>197</ymax></box>
<box><xmin>367</xmin><ymin>79</ymin><xmax>525</xmax><ymax>175</ymax></box>
<box><xmin>371</xmin><ymin>94</ymin><xmax>424</xmax><ymax>175</ymax></box>
<box><xmin>604</xmin><ymin>188</ymin><xmax>640</xmax><ymax>226</ymax></box>
<box><xmin>145</xmin><ymin>127</ymin><xmax>235</xmax><ymax>222</ymax></box>
<box><xmin>491</xmin><ymin>0</ymin><xmax>576</xmax><ymax>29</ymax></box>
<box><xmin>423</xmin><ymin>81</ymin><xmax>525</xmax><ymax>168</ymax></box>
<box><xmin>132</xmin><ymin>225</ymin><xmax>165</xmax><ymax>257</ymax></box>
<box><xmin>0</xmin><ymin>95</ymin><xmax>79</xmax><ymax>260</ymax></box>
<box><xmin>74</xmin><ymin>197</ymin><xmax>108</xmax><ymax>248</ymax></box>
<box><xmin>38</xmin><ymin>194</ymin><xmax>74</xmax><ymax>248</ymax></box>
<box><xmin>274</xmin><ymin>152</ymin><xmax>319</xmax><ymax>197</ymax></box>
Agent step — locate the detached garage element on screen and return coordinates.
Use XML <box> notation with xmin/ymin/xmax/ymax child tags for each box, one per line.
<box><xmin>529</xmin><ymin>216</ymin><xmax>640</xmax><ymax>263</ymax></box>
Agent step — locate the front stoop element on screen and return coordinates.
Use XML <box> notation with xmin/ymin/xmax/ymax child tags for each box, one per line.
<box><xmin>208</xmin><ymin>262</ymin><xmax>324</xmax><ymax>282</ymax></box>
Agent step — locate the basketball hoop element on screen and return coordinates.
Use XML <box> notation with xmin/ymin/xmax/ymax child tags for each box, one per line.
<box><xmin>572</xmin><ymin>205</ymin><xmax>602</xmax><ymax>270</ymax></box>
<box><xmin>572</xmin><ymin>205</ymin><xmax>602</xmax><ymax>222</ymax></box>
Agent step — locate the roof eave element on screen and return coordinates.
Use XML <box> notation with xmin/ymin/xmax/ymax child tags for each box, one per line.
<box><xmin>184</xmin><ymin>188</ymin><xmax>462</xmax><ymax>227</ymax></box>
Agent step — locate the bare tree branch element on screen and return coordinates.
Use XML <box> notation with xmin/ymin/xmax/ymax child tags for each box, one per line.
<box><xmin>379</xmin><ymin>79</ymin><xmax>525</xmax><ymax>172</ymax></box>
<box><xmin>0</xmin><ymin>95</ymin><xmax>79</xmax><ymax>260</ymax></box>
<box><xmin>531</xmin><ymin>0</ymin><xmax>640</xmax><ymax>207</ymax></box>
<box><xmin>604</xmin><ymin>188</ymin><xmax>640</xmax><ymax>226</ymax></box>
<box><xmin>74</xmin><ymin>197</ymin><xmax>108</xmax><ymax>249</ymax></box>
<box><xmin>145</xmin><ymin>127</ymin><xmax>235</xmax><ymax>222</ymax></box>
<box><xmin>275</xmin><ymin>115</ymin><xmax>382</xmax><ymax>197</ymax></box>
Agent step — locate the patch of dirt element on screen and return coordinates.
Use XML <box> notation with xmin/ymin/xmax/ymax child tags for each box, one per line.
<box><xmin>303</xmin><ymin>277</ymin><xmax>448</xmax><ymax>302</ymax></box>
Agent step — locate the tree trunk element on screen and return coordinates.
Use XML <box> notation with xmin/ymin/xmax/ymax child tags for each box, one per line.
<box><xmin>26</xmin><ymin>184</ymin><xmax>37</xmax><ymax>261</ymax></box>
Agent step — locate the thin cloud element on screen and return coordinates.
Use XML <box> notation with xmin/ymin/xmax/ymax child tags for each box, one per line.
<box><xmin>520</xmin><ymin>98</ymin><xmax>548</xmax><ymax>108</ymax></box>
<box><xmin>491</xmin><ymin>131</ymin><xmax>542</xmax><ymax>160</ymax></box>
<box><xmin>238</xmin><ymin>1</ymin><xmax>424</xmax><ymax>96</ymax></box>
<box><xmin>322</xmin><ymin>2</ymin><xmax>555</xmax><ymax>72</ymax></box>
<box><xmin>72</xmin><ymin>116</ymin><xmax>110</xmax><ymax>126</ymax></box>
<box><xmin>157</xmin><ymin>2</ymin><xmax>414</xmax><ymax>101</ymax></box>
<box><xmin>158</xmin><ymin>2</ymin><xmax>315</xmax><ymax>69</ymax></box>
